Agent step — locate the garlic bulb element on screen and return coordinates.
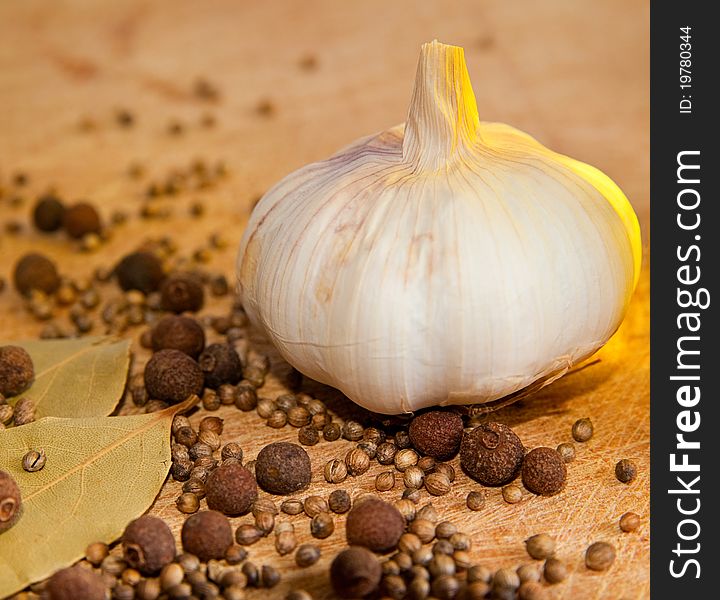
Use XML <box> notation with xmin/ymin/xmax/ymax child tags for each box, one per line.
<box><xmin>237</xmin><ymin>40</ymin><xmax>641</xmax><ymax>415</ymax></box>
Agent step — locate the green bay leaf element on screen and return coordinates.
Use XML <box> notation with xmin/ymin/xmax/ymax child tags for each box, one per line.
<box><xmin>5</xmin><ymin>336</ymin><xmax>130</xmax><ymax>419</ymax></box>
<box><xmin>0</xmin><ymin>397</ymin><xmax>195</xmax><ymax>597</ymax></box>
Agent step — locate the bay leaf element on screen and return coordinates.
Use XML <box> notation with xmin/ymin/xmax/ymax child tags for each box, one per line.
<box><xmin>4</xmin><ymin>336</ymin><xmax>130</xmax><ymax>419</ymax></box>
<box><xmin>0</xmin><ymin>396</ymin><xmax>196</xmax><ymax>598</ymax></box>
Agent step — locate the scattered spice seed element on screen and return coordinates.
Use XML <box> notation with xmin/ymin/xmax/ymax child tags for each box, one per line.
<box><xmin>235</xmin><ymin>382</ymin><xmax>258</xmax><ymax>411</ymax></box>
<box><xmin>525</xmin><ymin>533</ymin><xmax>556</xmax><ymax>560</ymax></box>
<box><xmin>394</xmin><ymin>448</ymin><xmax>419</xmax><ymax>472</ymax></box>
<box><xmin>174</xmin><ymin>426</ymin><xmax>197</xmax><ymax>447</ymax></box>
<box><xmin>376</xmin><ymin>441</ymin><xmax>397</xmax><ymax>465</ymax></box>
<box><xmin>205</xmin><ymin>462</ymin><xmax>257</xmax><ymax>515</ymax></box>
<box><xmin>517</xmin><ymin>564</ymin><xmax>540</xmax><ymax>584</ymax></box>
<box><xmin>556</xmin><ymin>442</ymin><xmax>576</xmax><ymax>463</ymax></box>
<box><xmin>13</xmin><ymin>253</ymin><xmax>61</xmax><ymax>296</ymax></box>
<box><xmin>255</xmin><ymin>510</ymin><xmax>275</xmax><ymax>535</ymax></box>
<box><xmin>295</xmin><ymin>544</ymin><xmax>321</xmax><ymax>567</ymax></box>
<box><xmin>585</xmin><ymin>541</ymin><xmax>616</xmax><ymax>571</ymax></box>
<box><xmin>518</xmin><ymin>581</ymin><xmax>548</xmax><ymax>600</ymax></box>
<box><xmin>176</xmin><ymin>493</ymin><xmax>199</xmax><ymax>514</ymax></box>
<box><xmin>256</xmin><ymin>442</ymin><xmax>312</xmax><ymax>495</ymax></box>
<box><xmin>394</xmin><ymin>499</ymin><xmax>416</xmax><ymax>522</ymax></box>
<box><xmin>115</xmin><ymin>251</ymin><xmax>165</xmax><ymax>294</ymax></box>
<box><xmin>122</xmin><ymin>515</ymin><xmax>176</xmax><ymax>575</ymax></box>
<box><xmin>46</xmin><ymin>565</ymin><xmax>106</xmax><ymax>600</ymax></box>
<box><xmin>181</xmin><ymin>510</ymin><xmax>233</xmax><ymax>561</ymax></box>
<box><xmin>33</xmin><ymin>195</ymin><xmax>66</xmax><ymax>232</ymax></box>
<box><xmin>152</xmin><ymin>314</ymin><xmax>206</xmax><ymax>358</ymax></box>
<box><xmin>346</xmin><ymin>497</ymin><xmax>405</xmax><ymax>552</ymax></box>
<box><xmin>502</xmin><ymin>484</ymin><xmax>523</xmax><ymax>504</ymax></box>
<box><xmin>310</xmin><ymin>512</ymin><xmax>334</xmax><ymax>539</ymax></box>
<box><xmin>435</xmin><ymin>521</ymin><xmax>457</xmax><ymax>540</ymax></box>
<box><xmin>615</xmin><ymin>458</ymin><xmax>638</xmax><ymax>483</ymax></box>
<box><xmin>409</xmin><ymin>410</ymin><xmax>464</xmax><ymax>460</ymax></box>
<box><xmin>161</xmin><ymin>272</ymin><xmax>204</xmax><ymax>314</ymax></box>
<box><xmin>304</xmin><ymin>495</ymin><xmax>329</xmax><ymax>517</ymax></box>
<box><xmin>425</xmin><ymin>472</ymin><xmax>451</xmax><ymax>496</ymax></box>
<box><xmin>323</xmin><ymin>422</ymin><xmax>341</xmax><ymax>441</ymax></box>
<box><xmin>328</xmin><ymin>489</ymin><xmax>351</xmax><ymax>514</ymax></box>
<box><xmin>466</xmin><ymin>490</ymin><xmax>485</xmax><ymax>511</ymax></box>
<box><xmin>63</xmin><ymin>202</ymin><xmax>102</xmax><ymax>239</ymax></box>
<box><xmin>221</xmin><ymin>442</ymin><xmax>243</xmax><ymax>462</ymax></box>
<box><xmin>330</xmin><ymin>546</ymin><xmax>382</xmax><ymax>599</ymax></box>
<box><xmin>543</xmin><ymin>557</ymin><xmax>567</xmax><ymax>583</ymax></box>
<box><xmin>376</xmin><ymin>470</ymin><xmax>396</xmax><ymax>492</ymax></box>
<box><xmin>281</xmin><ymin>499</ymin><xmax>304</xmax><ymax>515</ymax></box>
<box><xmin>619</xmin><ymin>511</ymin><xmax>641</xmax><ymax>532</ymax></box>
<box><xmin>572</xmin><ymin>417</ymin><xmax>594</xmax><ymax>442</ymax></box>
<box><xmin>403</xmin><ymin>466</ymin><xmax>425</xmax><ymax>489</ymax></box>
<box><xmin>22</xmin><ymin>448</ymin><xmax>46</xmax><ymax>472</ymax></box>
<box><xmin>460</xmin><ymin>422</ymin><xmax>525</xmax><ymax>486</ymax></box>
<box><xmin>0</xmin><ymin>470</ymin><xmax>22</xmax><ymax>533</ymax></box>
<box><xmin>0</xmin><ymin>345</ymin><xmax>35</xmax><ymax>397</ymax></box>
<box><xmin>236</xmin><ymin>523</ymin><xmax>263</xmax><ymax>546</ymax></box>
<box><xmin>13</xmin><ymin>396</ymin><xmax>36</xmax><ymax>426</ymax></box>
<box><xmin>144</xmin><ymin>349</ymin><xmax>204</xmax><ymax>404</ymax></box>
<box><xmin>267</xmin><ymin>409</ymin><xmax>288</xmax><ymax>428</ymax></box>
<box><xmin>298</xmin><ymin>424</ymin><xmax>320</xmax><ymax>446</ymax></box>
<box><xmin>521</xmin><ymin>447</ymin><xmax>567</xmax><ymax>496</ymax></box>
<box><xmin>409</xmin><ymin>519</ymin><xmax>436</xmax><ymax>544</ymax></box>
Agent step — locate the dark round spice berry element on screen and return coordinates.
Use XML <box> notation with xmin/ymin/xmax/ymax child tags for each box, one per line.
<box><xmin>0</xmin><ymin>345</ymin><xmax>34</xmax><ymax>397</ymax></box>
<box><xmin>615</xmin><ymin>459</ymin><xmax>638</xmax><ymax>484</ymax></box>
<box><xmin>181</xmin><ymin>510</ymin><xmax>233</xmax><ymax>561</ymax></box>
<box><xmin>0</xmin><ymin>470</ymin><xmax>22</xmax><ymax>533</ymax></box>
<box><xmin>46</xmin><ymin>565</ymin><xmax>106</xmax><ymax>600</ymax></box>
<box><xmin>330</xmin><ymin>546</ymin><xmax>381</xmax><ymax>598</ymax></box>
<box><xmin>409</xmin><ymin>410</ymin><xmax>463</xmax><ymax>460</ymax></box>
<box><xmin>585</xmin><ymin>541</ymin><xmax>616</xmax><ymax>571</ymax></box>
<box><xmin>115</xmin><ymin>251</ymin><xmax>165</xmax><ymax>293</ymax></box>
<box><xmin>33</xmin><ymin>195</ymin><xmax>66</xmax><ymax>232</ymax></box>
<box><xmin>13</xmin><ymin>253</ymin><xmax>61</xmax><ymax>296</ymax></box>
<box><xmin>255</xmin><ymin>442</ymin><xmax>311</xmax><ymax>495</ymax></box>
<box><xmin>63</xmin><ymin>202</ymin><xmax>102</xmax><ymax>238</ymax></box>
<box><xmin>205</xmin><ymin>462</ymin><xmax>257</xmax><ymax>516</ymax></box>
<box><xmin>199</xmin><ymin>344</ymin><xmax>242</xmax><ymax>389</ymax></box>
<box><xmin>151</xmin><ymin>315</ymin><xmax>205</xmax><ymax>359</ymax></box>
<box><xmin>346</xmin><ymin>498</ymin><xmax>404</xmax><ymax>553</ymax></box>
<box><xmin>144</xmin><ymin>349</ymin><xmax>204</xmax><ymax>404</ymax></box>
<box><xmin>122</xmin><ymin>515</ymin><xmax>176</xmax><ymax>574</ymax></box>
<box><xmin>160</xmin><ymin>272</ymin><xmax>205</xmax><ymax>313</ymax></box>
<box><xmin>521</xmin><ymin>448</ymin><xmax>567</xmax><ymax>496</ymax></box>
<box><xmin>460</xmin><ymin>422</ymin><xmax>525</xmax><ymax>486</ymax></box>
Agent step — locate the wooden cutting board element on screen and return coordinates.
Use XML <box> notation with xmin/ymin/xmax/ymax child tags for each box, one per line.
<box><xmin>0</xmin><ymin>1</ymin><xmax>649</xmax><ymax>598</ymax></box>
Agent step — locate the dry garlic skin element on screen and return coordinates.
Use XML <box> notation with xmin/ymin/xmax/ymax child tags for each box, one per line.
<box><xmin>238</xmin><ymin>41</ymin><xmax>641</xmax><ymax>415</ymax></box>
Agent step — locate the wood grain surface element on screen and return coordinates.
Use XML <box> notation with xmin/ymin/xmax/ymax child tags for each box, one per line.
<box><xmin>0</xmin><ymin>1</ymin><xmax>649</xmax><ymax>599</ymax></box>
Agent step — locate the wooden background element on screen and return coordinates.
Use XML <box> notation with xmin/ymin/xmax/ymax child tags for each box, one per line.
<box><xmin>0</xmin><ymin>1</ymin><xmax>649</xmax><ymax>599</ymax></box>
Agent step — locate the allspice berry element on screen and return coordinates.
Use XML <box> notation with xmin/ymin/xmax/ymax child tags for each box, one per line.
<box><xmin>346</xmin><ymin>497</ymin><xmax>405</xmax><ymax>552</ymax></box>
<box><xmin>409</xmin><ymin>410</ymin><xmax>464</xmax><ymax>460</ymax></box>
<box><xmin>122</xmin><ymin>515</ymin><xmax>176</xmax><ymax>574</ymax></box>
<box><xmin>63</xmin><ymin>202</ymin><xmax>102</xmax><ymax>238</ymax></box>
<box><xmin>115</xmin><ymin>251</ymin><xmax>165</xmax><ymax>293</ymax></box>
<box><xmin>144</xmin><ymin>349</ymin><xmax>204</xmax><ymax>404</ymax></box>
<box><xmin>46</xmin><ymin>565</ymin><xmax>106</xmax><ymax>600</ymax></box>
<box><xmin>151</xmin><ymin>315</ymin><xmax>206</xmax><ymax>358</ymax></box>
<box><xmin>13</xmin><ymin>253</ymin><xmax>61</xmax><ymax>296</ymax></box>
<box><xmin>199</xmin><ymin>344</ymin><xmax>242</xmax><ymax>389</ymax></box>
<box><xmin>585</xmin><ymin>541</ymin><xmax>616</xmax><ymax>571</ymax></box>
<box><xmin>33</xmin><ymin>195</ymin><xmax>66</xmax><ymax>232</ymax></box>
<box><xmin>460</xmin><ymin>422</ymin><xmax>524</xmax><ymax>486</ymax></box>
<box><xmin>206</xmin><ymin>462</ymin><xmax>257</xmax><ymax>516</ymax></box>
<box><xmin>0</xmin><ymin>470</ymin><xmax>22</xmax><ymax>534</ymax></box>
<box><xmin>255</xmin><ymin>442</ymin><xmax>312</xmax><ymax>495</ymax></box>
<box><xmin>0</xmin><ymin>345</ymin><xmax>34</xmax><ymax>397</ymax></box>
<box><xmin>160</xmin><ymin>272</ymin><xmax>204</xmax><ymax>313</ymax></box>
<box><xmin>615</xmin><ymin>459</ymin><xmax>638</xmax><ymax>484</ymax></box>
<box><xmin>330</xmin><ymin>546</ymin><xmax>382</xmax><ymax>598</ymax></box>
<box><xmin>521</xmin><ymin>447</ymin><xmax>567</xmax><ymax>496</ymax></box>
<box><xmin>181</xmin><ymin>510</ymin><xmax>233</xmax><ymax>561</ymax></box>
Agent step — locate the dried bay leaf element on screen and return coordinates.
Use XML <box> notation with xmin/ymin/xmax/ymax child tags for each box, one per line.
<box><xmin>0</xmin><ymin>396</ymin><xmax>196</xmax><ymax>597</ymax></box>
<box><xmin>5</xmin><ymin>336</ymin><xmax>130</xmax><ymax>419</ymax></box>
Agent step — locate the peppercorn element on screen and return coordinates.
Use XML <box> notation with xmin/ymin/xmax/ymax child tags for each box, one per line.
<box><xmin>521</xmin><ymin>447</ymin><xmax>567</xmax><ymax>496</ymax></box>
<box><xmin>63</xmin><ymin>202</ymin><xmax>102</xmax><ymax>238</ymax></box>
<box><xmin>331</xmin><ymin>546</ymin><xmax>382</xmax><ymax>598</ymax></box>
<box><xmin>466</xmin><ymin>490</ymin><xmax>485</xmax><ymax>511</ymax></box>
<box><xmin>151</xmin><ymin>315</ymin><xmax>205</xmax><ymax>358</ymax></box>
<box><xmin>409</xmin><ymin>411</ymin><xmax>463</xmax><ymax>460</ymax></box>
<box><xmin>33</xmin><ymin>194</ymin><xmax>66</xmax><ymax>232</ymax></box>
<box><xmin>543</xmin><ymin>558</ymin><xmax>567</xmax><ymax>583</ymax></box>
<box><xmin>572</xmin><ymin>417</ymin><xmax>594</xmax><ymax>442</ymax></box>
<box><xmin>181</xmin><ymin>510</ymin><xmax>233</xmax><ymax>561</ymax></box>
<box><xmin>46</xmin><ymin>565</ymin><xmax>106</xmax><ymax>600</ymax></box>
<box><xmin>198</xmin><ymin>343</ymin><xmax>241</xmax><ymax>389</ymax></box>
<box><xmin>323</xmin><ymin>422</ymin><xmax>341</xmax><ymax>441</ymax></box>
<box><xmin>161</xmin><ymin>272</ymin><xmax>204</xmax><ymax>313</ymax></box>
<box><xmin>525</xmin><ymin>533</ymin><xmax>555</xmax><ymax>559</ymax></box>
<box><xmin>176</xmin><ymin>492</ymin><xmax>200</xmax><ymax>513</ymax></box>
<box><xmin>556</xmin><ymin>442</ymin><xmax>576</xmax><ymax>463</ymax></box>
<box><xmin>13</xmin><ymin>396</ymin><xmax>35</xmax><ymax>425</ymax></box>
<box><xmin>145</xmin><ymin>349</ymin><xmax>203</xmax><ymax>403</ymax></box>
<box><xmin>0</xmin><ymin>470</ymin><xmax>22</xmax><ymax>533</ymax></box>
<box><xmin>460</xmin><ymin>422</ymin><xmax>525</xmax><ymax>486</ymax></box>
<box><xmin>585</xmin><ymin>541</ymin><xmax>616</xmax><ymax>571</ymax></box>
<box><xmin>115</xmin><ymin>251</ymin><xmax>165</xmax><ymax>293</ymax></box>
<box><xmin>122</xmin><ymin>515</ymin><xmax>176</xmax><ymax>574</ymax></box>
<box><xmin>346</xmin><ymin>497</ymin><xmax>405</xmax><ymax>552</ymax></box>
<box><xmin>615</xmin><ymin>458</ymin><xmax>638</xmax><ymax>483</ymax></box>
<box><xmin>0</xmin><ymin>345</ymin><xmax>34</xmax><ymax>397</ymax></box>
<box><xmin>22</xmin><ymin>448</ymin><xmax>46</xmax><ymax>472</ymax></box>
<box><xmin>13</xmin><ymin>253</ymin><xmax>61</xmax><ymax>296</ymax></box>
<box><xmin>328</xmin><ymin>489</ymin><xmax>351</xmax><ymax>514</ymax></box>
<box><xmin>255</xmin><ymin>442</ymin><xmax>312</xmax><ymax>495</ymax></box>
<box><xmin>619</xmin><ymin>511</ymin><xmax>641</xmax><ymax>532</ymax></box>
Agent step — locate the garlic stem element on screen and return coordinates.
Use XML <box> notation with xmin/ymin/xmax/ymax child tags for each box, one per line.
<box><xmin>402</xmin><ymin>40</ymin><xmax>481</xmax><ymax>170</ymax></box>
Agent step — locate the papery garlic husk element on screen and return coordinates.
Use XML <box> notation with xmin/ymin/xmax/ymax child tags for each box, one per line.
<box><xmin>237</xmin><ymin>40</ymin><xmax>641</xmax><ymax>415</ymax></box>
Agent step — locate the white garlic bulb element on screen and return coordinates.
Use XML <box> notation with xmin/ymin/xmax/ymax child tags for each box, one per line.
<box><xmin>237</xmin><ymin>40</ymin><xmax>641</xmax><ymax>415</ymax></box>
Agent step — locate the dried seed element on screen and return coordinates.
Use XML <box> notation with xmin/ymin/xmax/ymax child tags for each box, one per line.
<box><xmin>394</xmin><ymin>448</ymin><xmax>419</xmax><ymax>472</ymax></box>
<box><xmin>409</xmin><ymin>519</ymin><xmax>436</xmax><ymax>544</ymax></box>
<box><xmin>122</xmin><ymin>515</ymin><xmax>176</xmax><ymax>575</ymax></box>
<box><xmin>376</xmin><ymin>470</ymin><xmax>396</xmax><ymax>492</ymax></box>
<box><xmin>409</xmin><ymin>411</ymin><xmax>464</xmax><ymax>460</ymax></box>
<box><xmin>416</xmin><ymin>503</ymin><xmax>439</xmax><ymax>522</ymax></box>
<box><xmin>256</xmin><ymin>398</ymin><xmax>276</xmax><ymax>419</ymax></box>
<box><xmin>298</xmin><ymin>425</ymin><xmax>319</xmax><ymax>446</ymax></box>
<box><xmin>234</xmin><ymin>383</ymin><xmax>258</xmax><ymax>411</ymax></box>
<box><xmin>85</xmin><ymin>541</ymin><xmax>109</xmax><ymax>566</ymax></box>
<box><xmin>521</xmin><ymin>447</ymin><xmax>567</xmax><ymax>496</ymax></box>
<box><xmin>342</xmin><ymin>420</ymin><xmax>364</xmax><ymax>441</ymax></box>
<box><xmin>466</xmin><ymin>490</ymin><xmax>485</xmax><ymax>511</ymax></box>
<box><xmin>502</xmin><ymin>484</ymin><xmax>523</xmax><ymax>504</ymax></box>
<box><xmin>197</xmin><ymin>429</ymin><xmax>221</xmax><ymax>451</ymax></box>
<box><xmin>252</xmin><ymin>497</ymin><xmax>279</xmax><ymax>516</ymax></box>
<box><xmin>398</xmin><ymin>533</ymin><xmax>422</xmax><ymax>554</ymax></box>
<box><xmin>615</xmin><ymin>458</ymin><xmax>638</xmax><ymax>483</ymax></box>
<box><xmin>395</xmin><ymin>498</ymin><xmax>417</xmax><ymax>523</ymax></box>
<box><xmin>403</xmin><ymin>466</ymin><xmax>425</xmax><ymax>489</ymax></box>
<box><xmin>328</xmin><ymin>489</ymin><xmax>351</xmax><ymax>514</ymax></box>
<box><xmin>346</xmin><ymin>498</ymin><xmax>405</xmax><ymax>552</ymax></box>
<box><xmin>175</xmin><ymin>426</ymin><xmax>198</xmax><ymax>448</ymax></box>
<box><xmin>460</xmin><ymin>422</ymin><xmax>524</xmax><ymax>486</ymax></box>
<box><xmin>330</xmin><ymin>547</ymin><xmax>381</xmax><ymax>598</ymax></box>
<box><xmin>434</xmin><ymin>521</ymin><xmax>457</xmax><ymax>540</ymax></box>
<box><xmin>585</xmin><ymin>541</ymin><xmax>616</xmax><ymax>571</ymax></box>
<box><xmin>275</xmin><ymin>529</ymin><xmax>297</xmax><ymax>556</ymax></box>
<box><xmin>449</xmin><ymin>532</ymin><xmax>471</xmax><ymax>551</ymax></box>
<box><xmin>235</xmin><ymin>524</ymin><xmax>263</xmax><ymax>546</ymax></box>
<box><xmin>431</xmin><ymin>574</ymin><xmax>460</xmax><ymax>600</ymax></box>
<box><xmin>287</xmin><ymin>405</ymin><xmax>310</xmax><ymax>427</ymax></box>
<box><xmin>255</xmin><ymin>442</ymin><xmax>311</xmax><ymax>495</ymax></box>
<box><xmin>429</xmin><ymin>554</ymin><xmax>456</xmax><ymax>578</ymax></box>
<box><xmin>310</xmin><ymin>512</ymin><xmax>334</xmax><ymax>539</ymax></box>
<box><xmin>517</xmin><ymin>564</ymin><xmax>541</xmax><ymax>584</ymax></box>
<box><xmin>176</xmin><ymin>493</ymin><xmax>199</xmax><ymax>514</ymax></box>
<box><xmin>424</xmin><ymin>472</ymin><xmax>451</xmax><ymax>496</ymax></box>
<box><xmin>572</xmin><ymin>417</ymin><xmax>594</xmax><ymax>442</ymax></box>
<box><xmin>323</xmin><ymin>422</ymin><xmax>342</xmax><ymax>441</ymax></box>
<box><xmin>261</xmin><ymin>564</ymin><xmax>281</xmax><ymax>588</ymax></box>
<box><xmin>518</xmin><ymin>581</ymin><xmax>549</xmax><ymax>600</ymax></box>
<box><xmin>13</xmin><ymin>397</ymin><xmax>36</xmax><ymax>426</ymax></box>
<box><xmin>543</xmin><ymin>557</ymin><xmax>567</xmax><ymax>583</ymax></box>
<box><xmin>22</xmin><ymin>449</ymin><xmax>46</xmax><ymax>472</ymax></box>
<box><xmin>345</xmin><ymin>447</ymin><xmax>371</xmax><ymax>476</ymax></box>
<box><xmin>281</xmin><ymin>499</ymin><xmax>304</xmax><ymax>515</ymax></box>
<box><xmin>376</xmin><ymin>442</ymin><xmax>397</xmax><ymax>465</ymax></box>
<box><xmin>221</xmin><ymin>442</ymin><xmax>243</xmax><ymax>462</ymax></box>
<box><xmin>619</xmin><ymin>511</ymin><xmax>641</xmax><ymax>532</ymax></box>
<box><xmin>304</xmin><ymin>495</ymin><xmax>329</xmax><ymax>517</ymax></box>
<box><xmin>182</xmin><ymin>479</ymin><xmax>206</xmax><ymax>498</ymax></box>
<box><xmin>525</xmin><ymin>533</ymin><xmax>556</xmax><ymax>559</ymax></box>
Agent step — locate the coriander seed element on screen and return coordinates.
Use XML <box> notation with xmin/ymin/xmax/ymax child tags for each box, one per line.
<box><xmin>176</xmin><ymin>492</ymin><xmax>199</xmax><ymax>514</ymax></box>
<box><xmin>502</xmin><ymin>484</ymin><xmax>523</xmax><ymax>503</ymax></box>
<box><xmin>376</xmin><ymin>441</ymin><xmax>398</xmax><ymax>465</ymax></box>
<box><xmin>518</xmin><ymin>581</ymin><xmax>548</xmax><ymax>600</ymax></box>
<box><xmin>395</xmin><ymin>448</ymin><xmax>419</xmax><ymax>472</ymax></box>
<box><xmin>298</xmin><ymin>425</ymin><xmax>319</xmax><ymax>445</ymax></box>
<box><xmin>281</xmin><ymin>499</ymin><xmax>304</xmax><ymax>515</ymax></box>
<box><xmin>376</xmin><ymin>470</ymin><xmax>396</xmax><ymax>492</ymax></box>
<box><xmin>572</xmin><ymin>417</ymin><xmax>594</xmax><ymax>442</ymax></box>
<box><xmin>585</xmin><ymin>541</ymin><xmax>616</xmax><ymax>571</ymax></box>
<box><xmin>22</xmin><ymin>448</ymin><xmax>46</xmax><ymax>472</ymax></box>
<box><xmin>295</xmin><ymin>544</ymin><xmax>321</xmax><ymax>567</ymax></box>
<box><xmin>517</xmin><ymin>564</ymin><xmax>541</xmax><ymax>584</ymax></box>
<box><xmin>615</xmin><ymin>458</ymin><xmax>638</xmax><ymax>483</ymax></box>
<box><xmin>525</xmin><ymin>533</ymin><xmax>555</xmax><ymax>559</ymax></box>
<box><xmin>543</xmin><ymin>557</ymin><xmax>567</xmax><ymax>583</ymax></box>
<box><xmin>275</xmin><ymin>529</ymin><xmax>297</xmax><ymax>555</ymax></box>
<box><xmin>255</xmin><ymin>511</ymin><xmax>275</xmax><ymax>535</ymax></box>
<box><xmin>619</xmin><ymin>511</ymin><xmax>641</xmax><ymax>532</ymax></box>
<box><xmin>235</xmin><ymin>382</ymin><xmax>258</xmax><ymax>411</ymax></box>
<box><xmin>310</xmin><ymin>512</ymin><xmax>335</xmax><ymax>538</ymax></box>
<box><xmin>85</xmin><ymin>542</ymin><xmax>109</xmax><ymax>566</ymax></box>
<box><xmin>425</xmin><ymin>472</ymin><xmax>451</xmax><ymax>496</ymax></box>
<box><xmin>323</xmin><ymin>422</ymin><xmax>342</xmax><ymax>441</ymax></box>
<box><xmin>304</xmin><ymin>495</ymin><xmax>329</xmax><ymax>517</ymax></box>
<box><xmin>345</xmin><ymin>447</ymin><xmax>371</xmax><ymax>476</ymax></box>
<box><xmin>403</xmin><ymin>466</ymin><xmax>425</xmax><ymax>489</ymax></box>
<box><xmin>235</xmin><ymin>524</ymin><xmax>263</xmax><ymax>546</ymax></box>
<box><xmin>409</xmin><ymin>518</ymin><xmax>436</xmax><ymax>544</ymax></box>
<box><xmin>556</xmin><ymin>442</ymin><xmax>576</xmax><ymax>463</ymax></box>
<box><xmin>13</xmin><ymin>397</ymin><xmax>35</xmax><ymax>426</ymax></box>
<box><xmin>342</xmin><ymin>420</ymin><xmax>364</xmax><ymax>441</ymax></box>
<box><xmin>175</xmin><ymin>426</ymin><xmax>197</xmax><ymax>447</ymax></box>
<box><xmin>466</xmin><ymin>490</ymin><xmax>485</xmax><ymax>511</ymax></box>
<box><xmin>328</xmin><ymin>489</ymin><xmax>351</xmax><ymax>513</ymax></box>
